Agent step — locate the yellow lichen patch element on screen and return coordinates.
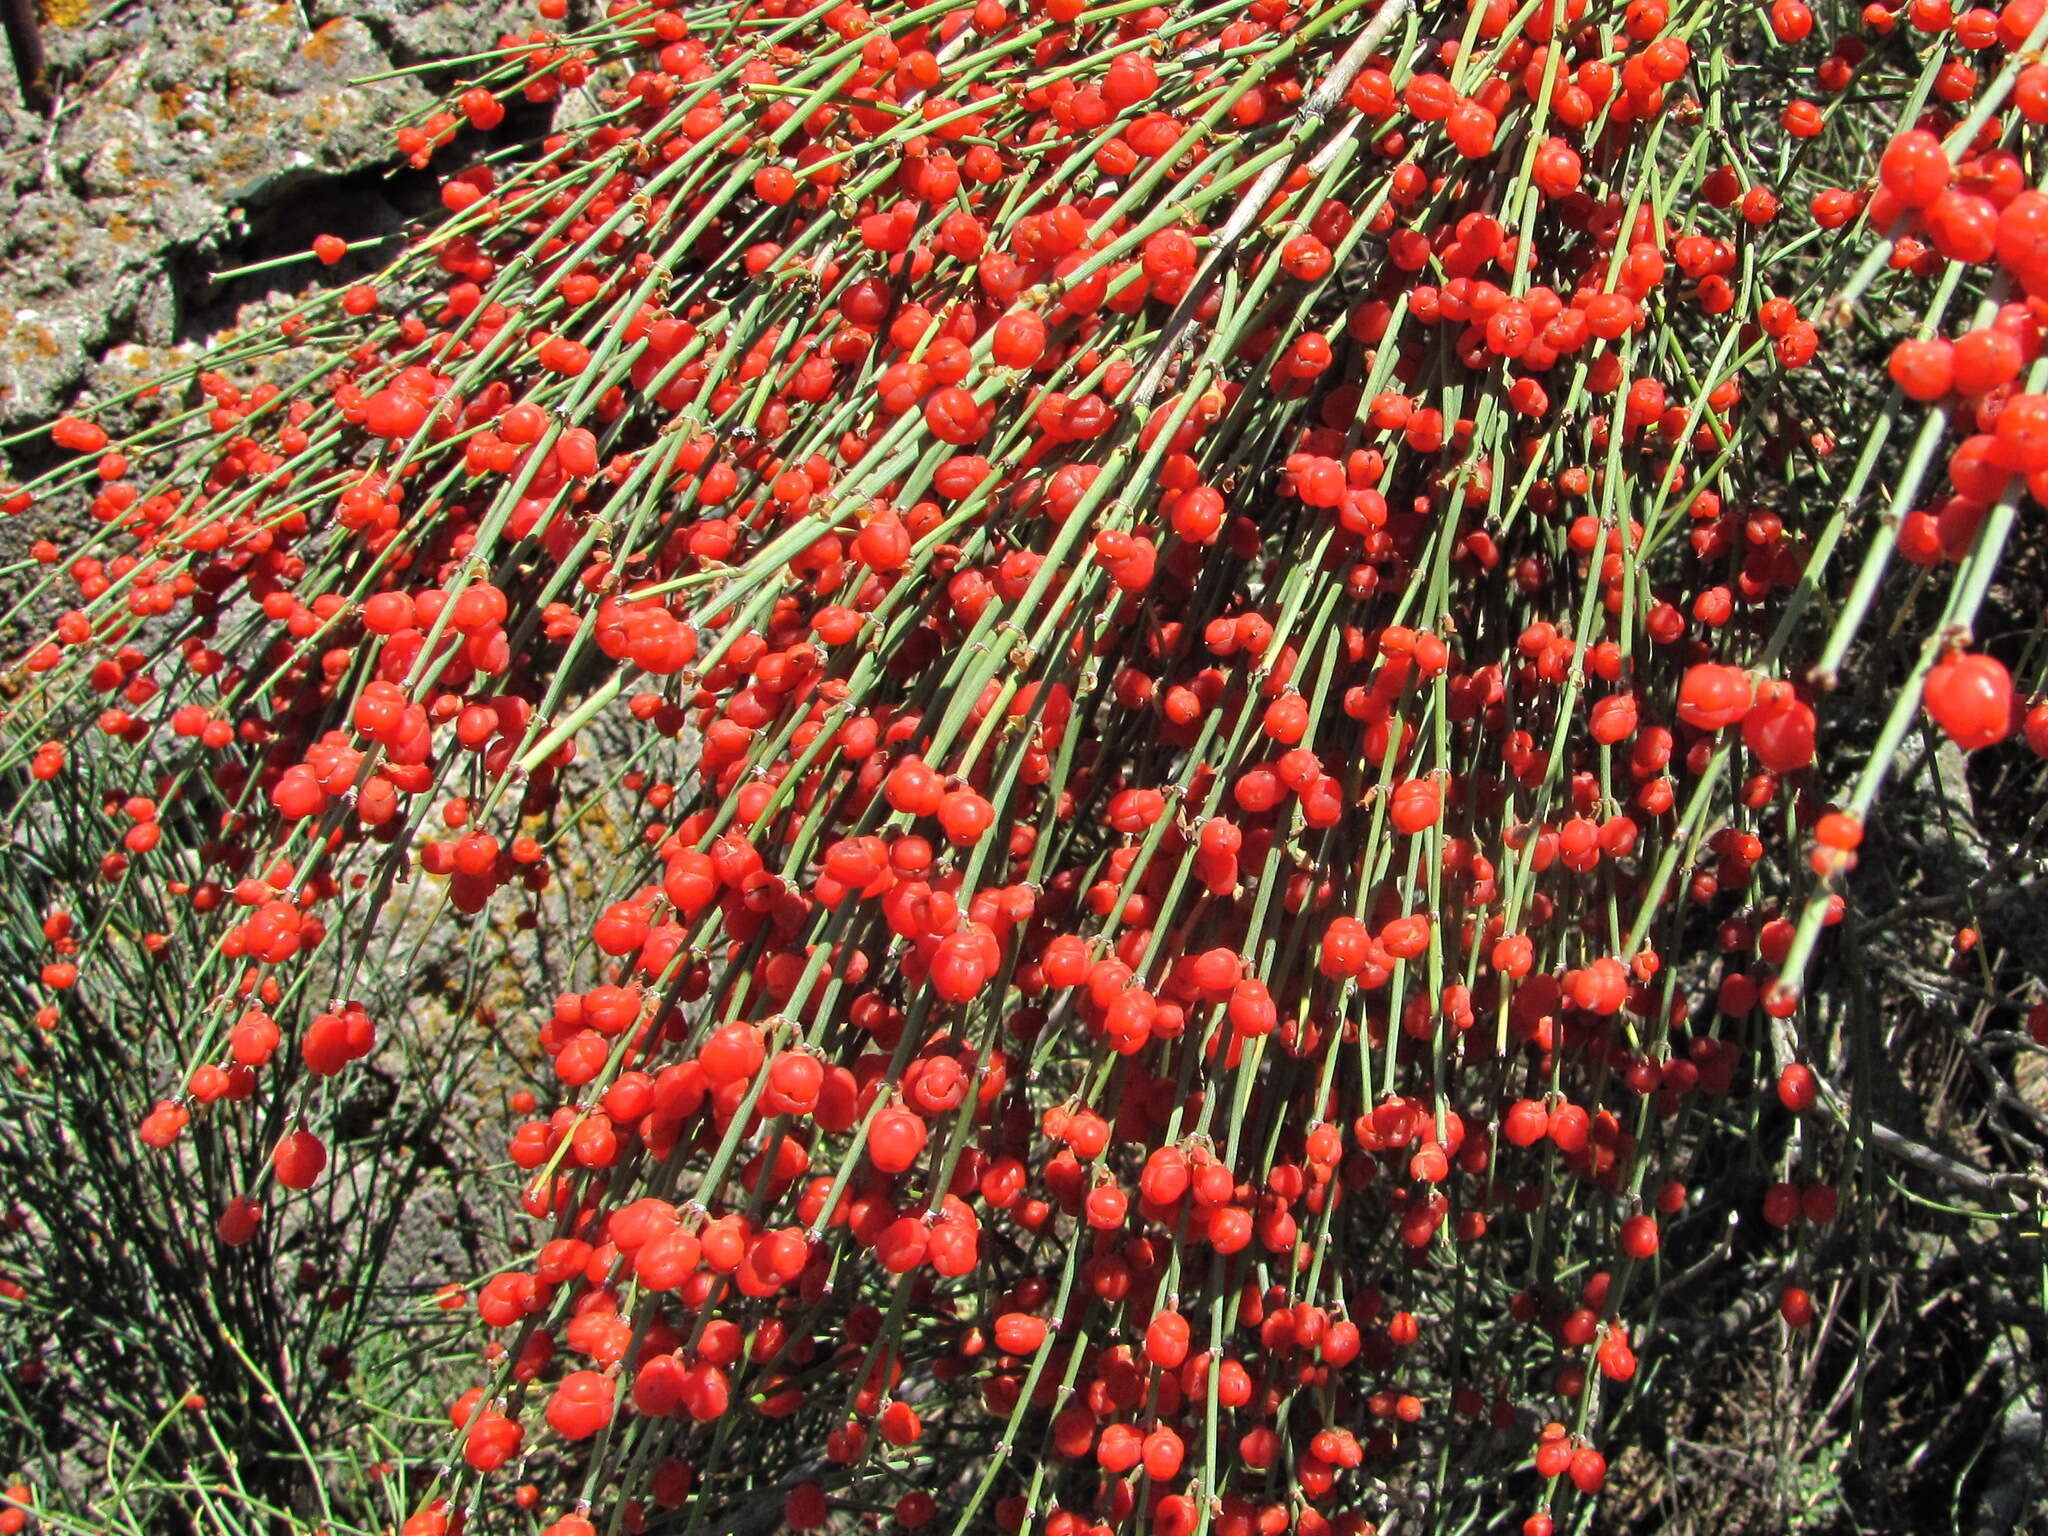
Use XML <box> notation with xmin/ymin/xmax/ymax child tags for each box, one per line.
<box><xmin>206</xmin><ymin>137</ymin><xmax>277</xmax><ymax>185</ymax></box>
<box><xmin>300</xmin><ymin>100</ymin><xmax>362</xmax><ymax>140</ymax></box>
<box><xmin>9</xmin><ymin>323</ymin><xmax>65</xmax><ymax>360</ymax></box>
<box><xmin>39</xmin><ymin>0</ymin><xmax>93</xmax><ymax>26</ymax></box>
<box><xmin>300</xmin><ymin>17</ymin><xmax>353</xmax><ymax>66</ymax></box>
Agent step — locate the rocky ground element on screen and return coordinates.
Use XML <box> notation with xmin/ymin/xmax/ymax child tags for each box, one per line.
<box><xmin>0</xmin><ymin>0</ymin><xmax>531</xmax><ymax>619</ymax></box>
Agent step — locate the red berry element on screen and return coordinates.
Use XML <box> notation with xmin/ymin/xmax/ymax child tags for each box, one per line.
<box><xmin>1923</xmin><ymin>652</ymin><xmax>2014</xmax><ymax>749</ymax></box>
<box><xmin>1776</xmin><ymin>1063</ymin><xmax>1818</xmax><ymax>1113</ymax></box>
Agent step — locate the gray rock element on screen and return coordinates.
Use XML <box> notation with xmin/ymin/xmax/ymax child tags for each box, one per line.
<box><xmin>310</xmin><ymin>0</ymin><xmax>527</xmax><ymax>65</ymax></box>
<box><xmin>0</xmin><ymin>0</ymin><xmax>526</xmax><ymax>436</ymax></box>
<box><xmin>0</xmin><ymin>0</ymin><xmax>529</xmax><ymax>640</ymax></box>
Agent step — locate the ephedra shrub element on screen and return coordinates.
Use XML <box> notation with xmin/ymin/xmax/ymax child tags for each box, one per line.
<box><xmin>3</xmin><ymin>0</ymin><xmax>2048</xmax><ymax>1530</ymax></box>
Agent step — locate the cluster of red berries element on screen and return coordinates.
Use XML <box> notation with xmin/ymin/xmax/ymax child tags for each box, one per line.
<box><xmin>7</xmin><ymin>0</ymin><xmax>2048</xmax><ymax>1529</ymax></box>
